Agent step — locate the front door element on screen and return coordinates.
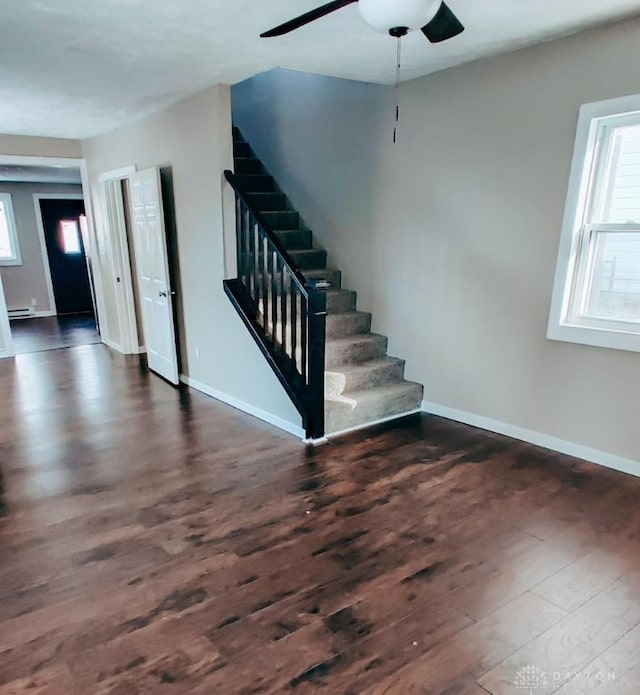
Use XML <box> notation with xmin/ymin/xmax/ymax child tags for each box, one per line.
<box><xmin>129</xmin><ymin>168</ymin><xmax>179</xmax><ymax>385</ymax></box>
<box><xmin>40</xmin><ymin>199</ymin><xmax>93</xmax><ymax>315</ymax></box>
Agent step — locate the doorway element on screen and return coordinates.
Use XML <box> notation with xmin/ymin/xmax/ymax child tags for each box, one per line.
<box><xmin>9</xmin><ymin>194</ymin><xmax>100</xmax><ymax>355</ymax></box>
<box><xmin>12</xmin><ymin>195</ymin><xmax>99</xmax><ymax>355</ymax></box>
<box><xmin>39</xmin><ymin>198</ymin><xmax>93</xmax><ymax>315</ymax></box>
<box><xmin>0</xmin><ymin>159</ymin><xmax>102</xmax><ymax>357</ymax></box>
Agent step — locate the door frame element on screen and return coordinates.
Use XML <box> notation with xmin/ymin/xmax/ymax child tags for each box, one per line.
<box><xmin>98</xmin><ymin>166</ymin><xmax>143</xmax><ymax>355</ymax></box>
<box><xmin>33</xmin><ymin>192</ymin><xmax>86</xmax><ymax>317</ymax></box>
<box><xmin>0</xmin><ymin>274</ymin><xmax>14</xmax><ymax>358</ymax></box>
<box><xmin>0</xmin><ymin>154</ymin><xmax>106</xmax><ymax>350</ymax></box>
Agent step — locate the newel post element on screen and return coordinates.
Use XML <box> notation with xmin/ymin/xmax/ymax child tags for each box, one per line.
<box><xmin>305</xmin><ymin>281</ymin><xmax>329</xmax><ymax>440</ymax></box>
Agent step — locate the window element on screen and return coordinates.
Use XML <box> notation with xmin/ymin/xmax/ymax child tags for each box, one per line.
<box><xmin>548</xmin><ymin>94</ymin><xmax>640</xmax><ymax>352</ymax></box>
<box><xmin>60</xmin><ymin>220</ymin><xmax>82</xmax><ymax>254</ymax></box>
<box><xmin>0</xmin><ymin>193</ymin><xmax>21</xmax><ymax>266</ymax></box>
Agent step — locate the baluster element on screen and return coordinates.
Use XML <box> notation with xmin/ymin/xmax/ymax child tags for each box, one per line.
<box><xmin>244</xmin><ymin>205</ymin><xmax>251</xmax><ymax>297</ymax></box>
<box><xmin>236</xmin><ymin>197</ymin><xmax>243</xmax><ymax>287</ymax></box>
<box><xmin>280</xmin><ymin>262</ymin><xmax>287</xmax><ymax>357</ymax></box>
<box><xmin>300</xmin><ymin>293</ymin><xmax>308</xmax><ymax>382</ymax></box>
<box><xmin>271</xmin><ymin>247</ymin><xmax>278</xmax><ymax>348</ymax></box>
<box><xmin>290</xmin><ymin>276</ymin><xmax>298</xmax><ymax>370</ymax></box>
<box><xmin>306</xmin><ymin>288</ymin><xmax>327</xmax><ymax>440</ymax></box>
<box><xmin>253</xmin><ymin>222</ymin><xmax>261</xmax><ymax>324</ymax></box>
<box><xmin>261</xmin><ymin>234</ymin><xmax>269</xmax><ymax>332</ymax></box>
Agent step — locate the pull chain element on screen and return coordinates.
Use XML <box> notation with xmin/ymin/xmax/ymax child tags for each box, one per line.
<box><xmin>393</xmin><ymin>35</ymin><xmax>402</xmax><ymax>144</ymax></box>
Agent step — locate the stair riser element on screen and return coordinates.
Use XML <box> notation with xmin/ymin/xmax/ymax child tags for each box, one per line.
<box><xmin>326</xmin><ymin>312</ymin><xmax>371</xmax><ymax>338</ymax></box>
<box><xmin>325</xmin><ymin>361</ymin><xmax>406</xmax><ymax>398</ymax></box>
<box><xmin>325</xmin><ymin>336</ymin><xmax>387</xmax><ymax>368</ymax></box>
<box><xmin>234</xmin><ymin>175</ymin><xmax>275</xmax><ymax>193</ymax></box>
<box><xmin>326</xmin><ymin>291</ymin><xmax>357</xmax><ymax>314</ymax></box>
<box><xmin>288</xmin><ymin>250</ymin><xmax>328</xmax><ymax>271</ymax></box>
<box><xmin>247</xmin><ymin>193</ymin><xmax>287</xmax><ymax>211</ymax></box>
<box><xmin>235</xmin><ymin>158</ymin><xmax>262</xmax><ymax>175</ymax></box>
<box><xmin>262</xmin><ymin>212</ymin><xmax>300</xmax><ymax>230</ymax></box>
<box><xmin>325</xmin><ymin>384</ymin><xmax>423</xmax><ymax>433</ymax></box>
<box><xmin>274</xmin><ymin>229</ymin><xmax>312</xmax><ymax>250</ymax></box>
<box><xmin>234</xmin><ymin>142</ymin><xmax>252</xmax><ymax>158</ymax></box>
<box><xmin>305</xmin><ymin>269</ymin><xmax>341</xmax><ymax>290</ymax></box>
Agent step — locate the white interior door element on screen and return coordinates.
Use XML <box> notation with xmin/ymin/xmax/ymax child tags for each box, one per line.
<box><xmin>0</xmin><ymin>275</ymin><xmax>14</xmax><ymax>359</ymax></box>
<box><xmin>129</xmin><ymin>167</ymin><xmax>179</xmax><ymax>384</ymax></box>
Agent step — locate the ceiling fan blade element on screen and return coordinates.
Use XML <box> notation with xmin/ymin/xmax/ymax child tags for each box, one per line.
<box><xmin>261</xmin><ymin>0</ymin><xmax>358</xmax><ymax>37</ymax></box>
<box><xmin>421</xmin><ymin>2</ymin><xmax>464</xmax><ymax>43</ymax></box>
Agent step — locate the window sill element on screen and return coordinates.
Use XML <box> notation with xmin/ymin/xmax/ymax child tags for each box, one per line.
<box><xmin>0</xmin><ymin>259</ymin><xmax>22</xmax><ymax>267</ymax></box>
<box><xmin>547</xmin><ymin>321</ymin><xmax>640</xmax><ymax>353</ymax></box>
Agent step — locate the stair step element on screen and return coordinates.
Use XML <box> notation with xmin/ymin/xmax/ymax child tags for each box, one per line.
<box><xmin>232</xmin><ymin>126</ymin><xmax>242</xmax><ymax>141</ymax></box>
<box><xmin>247</xmin><ymin>193</ymin><xmax>287</xmax><ymax>211</ymax></box>
<box><xmin>235</xmin><ymin>158</ymin><xmax>262</xmax><ymax>175</ymax></box>
<box><xmin>304</xmin><ymin>267</ymin><xmax>341</xmax><ymax>290</ymax></box>
<box><xmin>325</xmin><ymin>381</ymin><xmax>423</xmax><ymax>434</ymax></box>
<box><xmin>325</xmin><ymin>357</ymin><xmax>406</xmax><ymax>398</ymax></box>
<box><xmin>326</xmin><ymin>290</ymin><xmax>357</xmax><ymax>314</ymax></box>
<box><xmin>325</xmin><ymin>311</ymin><xmax>371</xmax><ymax>338</ymax></box>
<box><xmin>288</xmin><ymin>248</ymin><xmax>327</xmax><ymax>271</ymax></box>
<box><xmin>234</xmin><ymin>141</ymin><xmax>252</xmax><ymax>158</ymax></box>
<box><xmin>262</xmin><ymin>211</ymin><xmax>300</xmax><ymax>230</ymax></box>
<box><xmin>325</xmin><ymin>333</ymin><xmax>387</xmax><ymax>368</ymax></box>
<box><xmin>274</xmin><ymin>229</ymin><xmax>312</xmax><ymax>250</ymax></box>
<box><xmin>234</xmin><ymin>175</ymin><xmax>275</xmax><ymax>193</ymax></box>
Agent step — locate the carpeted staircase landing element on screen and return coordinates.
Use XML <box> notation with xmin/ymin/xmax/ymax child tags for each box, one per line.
<box><xmin>233</xmin><ymin>128</ymin><xmax>423</xmax><ymax>434</ymax></box>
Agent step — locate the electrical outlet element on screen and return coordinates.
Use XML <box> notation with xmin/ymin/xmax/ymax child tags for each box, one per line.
<box><xmin>31</xmin><ymin>298</ymin><xmax>38</xmax><ymax>307</ymax></box>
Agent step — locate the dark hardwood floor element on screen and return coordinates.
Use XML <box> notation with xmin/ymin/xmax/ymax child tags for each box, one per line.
<box><xmin>10</xmin><ymin>313</ymin><xmax>100</xmax><ymax>355</ymax></box>
<box><xmin>1</xmin><ymin>345</ymin><xmax>640</xmax><ymax>694</ymax></box>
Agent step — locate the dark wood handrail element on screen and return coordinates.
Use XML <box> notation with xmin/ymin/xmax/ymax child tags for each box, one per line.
<box><xmin>224</xmin><ymin>170</ymin><xmax>309</xmax><ymax>295</ymax></box>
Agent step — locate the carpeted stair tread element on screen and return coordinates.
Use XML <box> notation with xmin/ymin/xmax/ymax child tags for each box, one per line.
<box><xmin>325</xmin><ymin>381</ymin><xmax>423</xmax><ymax>433</ymax></box>
<box><xmin>246</xmin><ymin>192</ymin><xmax>287</xmax><ymax>211</ymax></box>
<box><xmin>326</xmin><ymin>311</ymin><xmax>372</xmax><ymax>337</ymax></box>
<box><xmin>287</xmin><ymin>248</ymin><xmax>328</xmax><ymax>270</ymax></box>
<box><xmin>304</xmin><ymin>267</ymin><xmax>342</xmax><ymax>289</ymax></box>
<box><xmin>274</xmin><ymin>229</ymin><xmax>312</xmax><ymax>250</ymax></box>
<box><xmin>325</xmin><ymin>290</ymin><xmax>357</xmax><ymax>314</ymax></box>
<box><xmin>234</xmin><ymin>174</ymin><xmax>275</xmax><ymax>192</ymax></box>
<box><xmin>325</xmin><ymin>356</ymin><xmax>406</xmax><ymax>398</ymax></box>
<box><xmin>325</xmin><ymin>333</ymin><xmax>388</xmax><ymax>367</ymax></box>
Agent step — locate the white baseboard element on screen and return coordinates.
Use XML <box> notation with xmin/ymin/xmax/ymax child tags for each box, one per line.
<box><xmin>8</xmin><ymin>310</ymin><xmax>55</xmax><ymax>319</ymax></box>
<box><xmin>422</xmin><ymin>399</ymin><xmax>640</xmax><ymax>479</ymax></box>
<box><xmin>102</xmin><ymin>337</ymin><xmax>124</xmax><ymax>353</ymax></box>
<box><xmin>179</xmin><ymin>374</ymin><xmax>305</xmax><ymax>439</ymax></box>
<box><xmin>102</xmin><ymin>338</ymin><xmax>146</xmax><ymax>355</ymax></box>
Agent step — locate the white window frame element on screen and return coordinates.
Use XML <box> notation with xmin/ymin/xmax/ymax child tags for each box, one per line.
<box><xmin>548</xmin><ymin>93</ymin><xmax>640</xmax><ymax>353</ymax></box>
<box><xmin>0</xmin><ymin>192</ymin><xmax>22</xmax><ymax>266</ymax></box>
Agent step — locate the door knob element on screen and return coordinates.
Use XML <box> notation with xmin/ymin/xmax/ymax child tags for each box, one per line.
<box><xmin>158</xmin><ymin>290</ymin><xmax>167</xmax><ymax>298</ymax></box>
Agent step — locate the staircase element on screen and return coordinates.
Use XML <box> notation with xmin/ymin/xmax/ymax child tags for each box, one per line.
<box><xmin>231</xmin><ymin>128</ymin><xmax>423</xmax><ymax>435</ymax></box>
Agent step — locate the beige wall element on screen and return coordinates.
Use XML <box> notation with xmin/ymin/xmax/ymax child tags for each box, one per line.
<box><xmin>0</xmin><ymin>135</ymin><xmax>81</xmax><ymax>158</ymax></box>
<box><xmin>232</xmin><ymin>18</ymin><xmax>640</xmax><ymax>463</ymax></box>
<box><xmin>0</xmin><ymin>182</ymin><xmax>83</xmax><ymax>313</ymax></box>
<box><xmin>82</xmin><ymin>85</ymin><xmax>301</xmax><ymax>430</ymax></box>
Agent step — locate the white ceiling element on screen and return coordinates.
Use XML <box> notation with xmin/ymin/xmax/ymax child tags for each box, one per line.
<box><xmin>1</xmin><ymin>0</ymin><xmax>640</xmax><ymax>140</ymax></box>
<box><xmin>0</xmin><ymin>165</ymin><xmax>81</xmax><ymax>184</ymax></box>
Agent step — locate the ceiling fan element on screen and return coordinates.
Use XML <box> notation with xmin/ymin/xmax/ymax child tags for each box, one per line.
<box><xmin>261</xmin><ymin>0</ymin><xmax>464</xmax><ymax>43</ymax></box>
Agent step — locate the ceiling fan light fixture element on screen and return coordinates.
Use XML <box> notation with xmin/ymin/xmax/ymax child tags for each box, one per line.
<box><xmin>358</xmin><ymin>0</ymin><xmax>441</xmax><ymax>33</ymax></box>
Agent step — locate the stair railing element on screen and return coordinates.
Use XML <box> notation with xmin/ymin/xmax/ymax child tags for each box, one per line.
<box><xmin>223</xmin><ymin>170</ymin><xmax>327</xmax><ymax>440</ymax></box>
